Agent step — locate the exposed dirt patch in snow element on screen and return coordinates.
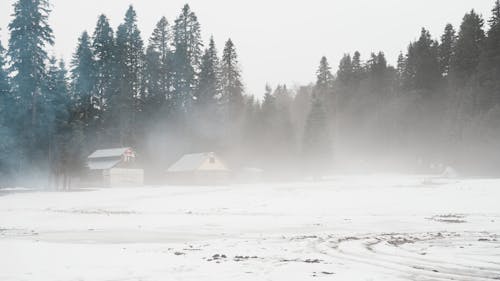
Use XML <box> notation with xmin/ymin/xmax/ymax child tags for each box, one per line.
<box><xmin>428</xmin><ymin>213</ymin><xmax>468</xmax><ymax>223</ymax></box>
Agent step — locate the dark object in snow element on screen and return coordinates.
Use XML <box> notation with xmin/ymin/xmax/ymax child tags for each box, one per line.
<box><xmin>234</xmin><ymin>255</ymin><xmax>259</xmax><ymax>262</ymax></box>
<box><xmin>210</xmin><ymin>254</ymin><xmax>227</xmax><ymax>261</ymax></box>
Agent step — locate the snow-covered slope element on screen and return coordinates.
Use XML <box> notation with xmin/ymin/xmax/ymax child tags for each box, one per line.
<box><xmin>0</xmin><ymin>175</ymin><xmax>499</xmax><ymax>280</ymax></box>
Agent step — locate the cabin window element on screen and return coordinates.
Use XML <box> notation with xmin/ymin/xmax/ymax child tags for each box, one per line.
<box><xmin>209</xmin><ymin>156</ymin><xmax>215</xmax><ymax>164</ymax></box>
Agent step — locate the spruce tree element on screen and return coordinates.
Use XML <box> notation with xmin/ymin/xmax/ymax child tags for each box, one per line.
<box><xmin>92</xmin><ymin>14</ymin><xmax>115</xmax><ymax>139</ymax></box>
<box><xmin>316</xmin><ymin>56</ymin><xmax>334</xmax><ymax>97</ymax></box>
<box><xmin>71</xmin><ymin>31</ymin><xmax>95</xmax><ymax>130</ymax></box>
<box><xmin>337</xmin><ymin>54</ymin><xmax>353</xmax><ymax>86</ymax></box>
<box><xmin>45</xmin><ymin>57</ymin><xmax>69</xmax><ymax>138</ymax></box>
<box><xmin>315</xmin><ymin>56</ymin><xmax>335</xmax><ymax>127</ymax></box>
<box><xmin>259</xmin><ymin>85</ymin><xmax>295</xmax><ymax>174</ymax></box>
<box><xmin>190</xmin><ymin>37</ymin><xmax>222</xmax><ymax>151</ymax></box>
<box><xmin>144</xmin><ymin>16</ymin><xmax>173</xmax><ymax>124</ymax></box>
<box><xmin>397</xmin><ymin>52</ymin><xmax>406</xmax><ymax>81</ymax></box>
<box><xmin>196</xmin><ymin>36</ymin><xmax>220</xmax><ymax>106</ymax></box>
<box><xmin>302</xmin><ymin>93</ymin><xmax>332</xmax><ymax>178</ymax></box>
<box><xmin>144</xmin><ymin>16</ymin><xmax>171</xmax><ymax>112</ymax></box>
<box><xmin>221</xmin><ymin>39</ymin><xmax>244</xmax><ymax>117</ymax></box>
<box><xmin>404</xmin><ymin>28</ymin><xmax>441</xmax><ymax>93</ymax></box>
<box><xmin>0</xmin><ymin>39</ymin><xmax>9</xmax><ymax>105</ymax></box>
<box><xmin>0</xmin><ymin>37</ymin><xmax>15</xmax><ymax>178</ymax></box>
<box><xmin>439</xmin><ymin>24</ymin><xmax>456</xmax><ymax>77</ymax></box>
<box><xmin>144</xmin><ymin>44</ymin><xmax>162</xmax><ymax>114</ymax></box>
<box><xmin>8</xmin><ymin>0</ymin><xmax>54</xmax><ymax>167</ymax></box>
<box><xmin>261</xmin><ymin>84</ymin><xmax>276</xmax><ymax>121</ymax></box>
<box><xmin>260</xmin><ymin>84</ymin><xmax>277</xmax><ymax>161</ymax></box>
<box><xmin>451</xmin><ymin>10</ymin><xmax>485</xmax><ymax>87</ymax></box>
<box><xmin>172</xmin><ymin>4</ymin><xmax>203</xmax><ymax>110</ymax></box>
<box><xmin>351</xmin><ymin>51</ymin><xmax>364</xmax><ymax>88</ymax></box>
<box><xmin>45</xmin><ymin>57</ymin><xmax>71</xmax><ymax>188</ymax></box>
<box><xmin>114</xmin><ymin>5</ymin><xmax>145</xmax><ymax>146</ymax></box>
<box><xmin>478</xmin><ymin>0</ymin><xmax>500</xmax><ymax>110</ymax></box>
<box><xmin>352</xmin><ymin>52</ymin><xmax>363</xmax><ymax>75</ymax></box>
<box><xmin>219</xmin><ymin>38</ymin><xmax>244</xmax><ymax>145</ymax></box>
<box><xmin>366</xmin><ymin>52</ymin><xmax>391</xmax><ymax>94</ymax></box>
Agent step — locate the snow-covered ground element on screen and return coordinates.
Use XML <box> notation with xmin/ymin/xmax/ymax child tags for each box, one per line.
<box><xmin>1</xmin><ymin>175</ymin><xmax>499</xmax><ymax>281</ymax></box>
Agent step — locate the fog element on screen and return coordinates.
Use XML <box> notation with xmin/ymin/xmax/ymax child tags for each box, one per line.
<box><xmin>2</xmin><ymin>2</ymin><xmax>500</xmax><ymax>280</ymax></box>
<box><xmin>1</xmin><ymin>0</ymin><xmax>500</xmax><ymax>189</ymax></box>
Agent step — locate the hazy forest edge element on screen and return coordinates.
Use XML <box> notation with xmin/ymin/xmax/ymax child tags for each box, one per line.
<box><xmin>1</xmin><ymin>0</ymin><xmax>500</xmax><ymax>187</ymax></box>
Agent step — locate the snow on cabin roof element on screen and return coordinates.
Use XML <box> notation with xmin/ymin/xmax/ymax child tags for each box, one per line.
<box><xmin>168</xmin><ymin>153</ymin><xmax>209</xmax><ymax>172</ymax></box>
<box><xmin>88</xmin><ymin>158</ymin><xmax>122</xmax><ymax>170</ymax></box>
<box><xmin>88</xmin><ymin>147</ymin><xmax>131</xmax><ymax>159</ymax></box>
<box><xmin>168</xmin><ymin>152</ymin><xmax>227</xmax><ymax>172</ymax></box>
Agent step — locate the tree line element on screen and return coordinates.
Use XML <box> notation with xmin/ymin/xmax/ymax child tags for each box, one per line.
<box><xmin>0</xmin><ymin>0</ymin><xmax>499</xmax><ymax>187</ymax></box>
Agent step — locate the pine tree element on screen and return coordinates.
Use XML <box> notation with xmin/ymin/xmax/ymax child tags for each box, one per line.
<box><xmin>478</xmin><ymin>0</ymin><xmax>500</xmax><ymax>111</ymax></box>
<box><xmin>71</xmin><ymin>31</ymin><xmax>96</xmax><ymax>133</ymax></box>
<box><xmin>351</xmin><ymin>51</ymin><xmax>365</xmax><ymax>88</ymax></box>
<box><xmin>451</xmin><ymin>10</ymin><xmax>485</xmax><ymax>87</ymax></box>
<box><xmin>196</xmin><ymin>36</ymin><xmax>220</xmax><ymax>106</ymax></box>
<box><xmin>397</xmin><ymin>52</ymin><xmax>406</xmax><ymax>79</ymax></box>
<box><xmin>221</xmin><ymin>39</ymin><xmax>244</xmax><ymax>117</ymax></box>
<box><xmin>190</xmin><ymin>37</ymin><xmax>222</xmax><ymax>150</ymax></box>
<box><xmin>337</xmin><ymin>54</ymin><xmax>353</xmax><ymax>86</ymax></box>
<box><xmin>315</xmin><ymin>56</ymin><xmax>335</xmax><ymax>136</ymax></box>
<box><xmin>0</xmin><ymin>37</ymin><xmax>16</xmax><ymax>178</ymax></box>
<box><xmin>366</xmin><ymin>52</ymin><xmax>392</xmax><ymax>95</ymax></box>
<box><xmin>114</xmin><ymin>5</ymin><xmax>145</xmax><ymax>146</ymax></box>
<box><xmin>92</xmin><ymin>14</ymin><xmax>115</xmax><ymax>141</ymax></box>
<box><xmin>302</xmin><ymin>93</ymin><xmax>332</xmax><ymax>178</ymax></box>
<box><xmin>403</xmin><ymin>28</ymin><xmax>441</xmax><ymax>92</ymax></box>
<box><xmin>144</xmin><ymin>16</ymin><xmax>172</xmax><ymax>118</ymax></box>
<box><xmin>316</xmin><ymin>56</ymin><xmax>334</xmax><ymax>98</ymax></box>
<box><xmin>439</xmin><ymin>24</ymin><xmax>456</xmax><ymax>77</ymax></box>
<box><xmin>352</xmin><ymin>51</ymin><xmax>363</xmax><ymax>76</ymax></box>
<box><xmin>219</xmin><ymin>38</ymin><xmax>244</xmax><ymax>146</ymax></box>
<box><xmin>45</xmin><ymin>57</ymin><xmax>69</xmax><ymax>139</ymax></box>
<box><xmin>144</xmin><ymin>44</ymin><xmax>162</xmax><ymax>114</ymax></box>
<box><xmin>368</xmin><ymin>52</ymin><xmax>400</xmax><ymax>107</ymax></box>
<box><xmin>261</xmin><ymin>84</ymin><xmax>276</xmax><ymax>121</ymax></box>
<box><xmin>8</xmin><ymin>0</ymin><xmax>54</xmax><ymax>167</ymax></box>
<box><xmin>171</xmin><ymin>4</ymin><xmax>203</xmax><ymax>110</ymax></box>
<box><xmin>240</xmin><ymin>95</ymin><xmax>261</xmax><ymax>161</ymax></box>
<box><xmin>260</xmin><ymin>84</ymin><xmax>277</xmax><ymax>159</ymax></box>
<box><xmin>273</xmin><ymin>84</ymin><xmax>295</xmax><ymax>154</ymax></box>
<box><xmin>0</xmin><ymin>39</ymin><xmax>9</xmax><ymax>108</ymax></box>
<box><xmin>45</xmin><ymin>57</ymin><xmax>72</xmax><ymax>188</ymax></box>
<box><xmin>258</xmin><ymin>85</ymin><xmax>295</xmax><ymax>174</ymax></box>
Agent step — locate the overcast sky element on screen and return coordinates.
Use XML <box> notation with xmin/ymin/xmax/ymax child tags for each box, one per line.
<box><xmin>0</xmin><ymin>0</ymin><xmax>495</xmax><ymax>97</ymax></box>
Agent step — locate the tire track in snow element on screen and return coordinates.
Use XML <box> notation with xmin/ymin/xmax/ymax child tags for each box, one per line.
<box><xmin>310</xmin><ymin>232</ymin><xmax>500</xmax><ymax>281</ymax></box>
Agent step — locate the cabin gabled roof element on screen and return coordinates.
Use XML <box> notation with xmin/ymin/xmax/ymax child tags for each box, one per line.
<box><xmin>168</xmin><ymin>152</ymin><xmax>228</xmax><ymax>172</ymax></box>
<box><xmin>88</xmin><ymin>147</ymin><xmax>131</xmax><ymax>159</ymax></box>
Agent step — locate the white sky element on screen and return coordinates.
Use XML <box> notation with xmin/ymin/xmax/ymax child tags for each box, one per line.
<box><xmin>0</xmin><ymin>0</ymin><xmax>495</xmax><ymax>97</ymax></box>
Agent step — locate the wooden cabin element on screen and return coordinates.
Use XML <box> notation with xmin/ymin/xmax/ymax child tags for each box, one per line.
<box><xmin>87</xmin><ymin>147</ymin><xmax>144</xmax><ymax>187</ymax></box>
<box><xmin>166</xmin><ymin>152</ymin><xmax>230</xmax><ymax>185</ymax></box>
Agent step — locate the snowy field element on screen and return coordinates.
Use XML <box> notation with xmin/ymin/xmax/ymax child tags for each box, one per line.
<box><xmin>1</xmin><ymin>175</ymin><xmax>500</xmax><ymax>281</ymax></box>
